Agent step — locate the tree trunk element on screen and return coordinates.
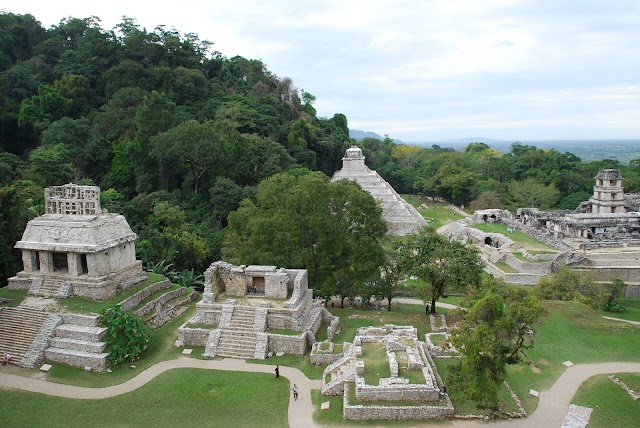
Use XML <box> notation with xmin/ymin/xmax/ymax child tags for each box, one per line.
<box><xmin>387</xmin><ymin>294</ymin><xmax>392</xmax><ymax>311</ymax></box>
<box><xmin>430</xmin><ymin>295</ymin><xmax>437</xmax><ymax>314</ymax></box>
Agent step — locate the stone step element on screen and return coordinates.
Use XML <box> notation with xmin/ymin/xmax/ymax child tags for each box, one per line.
<box><xmin>45</xmin><ymin>348</ymin><xmax>109</xmax><ymax>372</ymax></box>
<box><xmin>60</xmin><ymin>314</ymin><xmax>100</xmax><ymax>328</ymax></box>
<box><xmin>0</xmin><ymin>307</ymin><xmax>51</xmax><ymax>366</ymax></box>
<box><xmin>54</xmin><ymin>325</ymin><xmax>107</xmax><ymax>342</ymax></box>
<box><xmin>49</xmin><ymin>337</ymin><xmax>107</xmax><ymax>353</ymax></box>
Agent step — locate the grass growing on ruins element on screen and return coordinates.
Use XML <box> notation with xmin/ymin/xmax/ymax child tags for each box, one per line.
<box><xmin>266</xmin><ymin>328</ymin><xmax>303</xmax><ymax>336</ymax></box>
<box><xmin>470</xmin><ymin>223</ymin><xmax>558</xmax><ymax>251</ymax></box>
<box><xmin>362</xmin><ymin>342</ymin><xmax>391</xmax><ymax>385</ymax></box>
<box><xmin>329</xmin><ymin>303</ymin><xmax>432</xmax><ymax>343</ymax></box>
<box><xmin>505</xmin><ymin>300</ymin><xmax>640</xmax><ymax>414</ymax></box>
<box><xmin>0</xmin><ymin>288</ymin><xmax>27</xmax><ymax>307</ymax></box>
<box><xmin>512</xmin><ymin>252</ymin><xmax>549</xmax><ymax>263</ymax></box>
<box><xmin>58</xmin><ymin>273</ymin><xmax>167</xmax><ymax>314</ymax></box>
<box><xmin>495</xmin><ymin>262</ymin><xmax>518</xmax><ymax>273</ymax></box>
<box><xmin>0</xmin><ymin>368</ymin><xmax>290</xmax><ymax>428</ymax></box>
<box><xmin>571</xmin><ymin>373</ymin><xmax>640</xmax><ymax>428</ymax></box>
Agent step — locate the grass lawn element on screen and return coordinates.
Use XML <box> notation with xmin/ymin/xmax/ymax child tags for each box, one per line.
<box><xmin>58</xmin><ymin>273</ymin><xmax>167</xmax><ymax>314</ymax></box>
<box><xmin>495</xmin><ymin>262</ymin><xmax>518</xmax><ymax>273</ymax></box>
<box><xmin>505</xmin><ymin>300</ymin><xmax>640</xmax><ymax>414</ymax></box>
<box><xmin>597</xmin><ymin>297</ymin><xmax>640</xmax><ymax>323</ymax></box>
<box><xmin>0</xmin><ymin>288</ymin><xmax>28</xmax><ymax>307</ymax></box>
<box><xmin>400</xmin><ymin>195</ymin><xmax>460</xmax><ymax>229</ymax></box>
<box><xmin>252</xmin><ymin>353</ymin><xmax>326</xmax><ymax>380</ymax></box>
<box><xmin>361</xmin><ymin>342</ymin><xmax>390</xmax><ymax>385</ymax></box>
<box><xmin>0</xmin><ymin>368</ymin><xmax>290</xmax><ymax>428</ymax></box>
<box><xmin>470</xmin><ymin>223</ymin><xmax>558</xmax><ymax>252</ymax></box>
<box><xmin>329</xmin><ymin>303</ymin><xmax>432</xmax><ymax>343</ymax></box>
<box><xmin>571</xmin><ymin>373</ymin><xmax>640</xmax><ymax>428</ymax></box>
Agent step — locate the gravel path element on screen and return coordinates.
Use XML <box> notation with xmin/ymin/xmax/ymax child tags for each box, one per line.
<box><xmin>2</xmin><ymin>359</ymin><xmax>639</xmax><ymax>427</ymax></box>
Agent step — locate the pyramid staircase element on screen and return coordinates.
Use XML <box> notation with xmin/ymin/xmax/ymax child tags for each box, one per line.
<box><xmin>332</xmin><ymin>169</ymin><xmax>426</xmax><ymax>235</ymax></box>
<box><xmin>45</xmin><ymin>314</ymin><xmax>110</xmax><ymax>372</ymax></box>
<box><xmin>0</xmin><ymin>307</ymin><xmax>53</xmax><ymax>367</ymax></box>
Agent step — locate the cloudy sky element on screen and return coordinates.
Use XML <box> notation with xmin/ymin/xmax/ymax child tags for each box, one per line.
<box><xmin>4</xmin><ymin>0</ymin><xmax>639</xmax><ymax>142</ymax></box>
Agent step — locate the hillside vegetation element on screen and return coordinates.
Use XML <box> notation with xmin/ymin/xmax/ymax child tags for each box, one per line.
<box><xmin>2</xmin><ymin>12</ymin><xmax>640</xmax><ymax>288</ymax></box>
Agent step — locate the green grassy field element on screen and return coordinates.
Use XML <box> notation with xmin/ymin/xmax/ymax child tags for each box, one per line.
<box><xmin>0</xmin><ymin>288</ymin><xmax>28</xmax><ymax>307</ymax></box>
<box><xmin>571</xmin><ymin>373</ymin><xmax>640</xmax><ymax>428</ymax></box>
<box><xmin>597</xmin><ymin>297</ymin><xmax>640</xmax><ymax>323</ymax></box>
<box><xmin>400</xmin><ymin>195</ymin><xmax>460</xmax><ymax>229</ymax></box>
<box><xmin>505</xmin><ymin>300</ymin><xmax>640</xmax><ymax>414</ymax></box>
<box><xmin>58</xmin><ymin>273</ymin><xmax>167</xmax><ymax>313</ymax></box>
<box><xmin>0</xmin><ymin>368</ymin><xmax>290</xmax><ymax>428</ymax></box>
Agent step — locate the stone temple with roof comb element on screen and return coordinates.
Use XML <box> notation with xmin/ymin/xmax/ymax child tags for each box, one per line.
<box><xmin>331</xmin><ymin>146</ymin><xmax>427</xmax><ymax>235</ymax></box>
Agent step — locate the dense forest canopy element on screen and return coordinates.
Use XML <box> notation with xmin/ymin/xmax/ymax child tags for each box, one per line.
<box><xmin>1</xmin><ymin>12</ymin><xmax>639</xmax><ymax>286</ymax></box>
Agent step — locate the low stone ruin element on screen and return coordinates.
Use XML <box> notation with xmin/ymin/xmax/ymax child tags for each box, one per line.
<box><xmin>321</xmin><ymin>324</ymin><xmax>453</xmax><ymax>421</ymax></box>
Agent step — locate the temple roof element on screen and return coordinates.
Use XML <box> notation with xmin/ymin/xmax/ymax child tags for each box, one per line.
<box><xmin>595</xmin><ymin>169</ymin><xmax>624</xmax><ymax>180</ymax></box>
<box><xmin>14</xmin><ymin>213</ymin><xmax>137</xmax><ymax>253</ymax></box>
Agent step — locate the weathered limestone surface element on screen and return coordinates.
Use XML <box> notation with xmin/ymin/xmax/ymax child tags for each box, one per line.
<box><xmin>331</xmin><ymin>146</ymin><xmax>426</xmax><ymax>235</ymax></box>
<box><xmin>8</xmin><ymin>184</ymin><xmax>145</xmax><ymax>300</ymax></box>
<box><xmin>179</xmin><ymin>261</ymin><xmax>332</xmax><ymax>359</ymax></box>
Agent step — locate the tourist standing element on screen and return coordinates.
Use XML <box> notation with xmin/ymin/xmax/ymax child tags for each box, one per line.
<box><xmin>275</xmin><ymin>365</ymin><xmax>280</xmax><ymax>379</ymax></box>
<box><xmin>292</xmin><ymin>384</ymin><xmax>298</xmax><ymax>401</ymax></box>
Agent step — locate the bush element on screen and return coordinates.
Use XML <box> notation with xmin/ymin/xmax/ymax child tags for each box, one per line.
<box><xmin>99</xmin><ymin>306</ymin><xmax>150</xmax><ymax>367</ymax></box>
<box><xmin>534</xmin><ymin>267</ymin><xmax>607</xmax><ymax>308</ymax></box>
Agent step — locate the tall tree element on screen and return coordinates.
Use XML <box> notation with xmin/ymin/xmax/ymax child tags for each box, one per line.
<box><xmin>448</xmin><ymin>278</ymin><xmax>544</xmax><ymax>413</ymax></box>
<box><xmin>402</xmin><ymin>228</ymin><xmax>483</xmax><ymax>313</ymax></box>
<box><xmin>225</xmin><ymin>170</ymin><xmax>387</xmax><ymax>297</ymax></box>
<box><xmin>149</xmin><ymin>120</ymin><xmax>220</xmax><ymax>194</ymax></box>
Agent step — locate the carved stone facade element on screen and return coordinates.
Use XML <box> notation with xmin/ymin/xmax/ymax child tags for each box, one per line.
<box><xmin>8</xmin><ymin>184</ymin><xmax>146</xmax><ymax>300</ymax></box>
<box><xmin>331</xmin><ymin>146</ymin><xmax>427</xmax><ymax>236</ymax></box>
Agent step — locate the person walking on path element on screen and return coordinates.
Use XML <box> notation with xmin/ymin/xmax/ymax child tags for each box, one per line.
<box><xmin>292</xmin><ymin>384</ymin><xmax>298</xmax><ymax>401</ymax></box>
<box><xmin>275</xmin><ymin>365</ymin><xmax>279</xmax><ymax>379</ymax></box>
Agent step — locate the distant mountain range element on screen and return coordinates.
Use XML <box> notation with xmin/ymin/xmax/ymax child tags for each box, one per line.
<box><xmin>349</xmin><ymin>130</ymin><xmax>640</xmax><ymax>164</ymax></box>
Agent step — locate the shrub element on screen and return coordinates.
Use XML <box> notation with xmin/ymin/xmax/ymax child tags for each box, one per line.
<box><xmin>99</xmin><ymin>306</ymin><xmax>150</xmax><ymax>367</ymax></box>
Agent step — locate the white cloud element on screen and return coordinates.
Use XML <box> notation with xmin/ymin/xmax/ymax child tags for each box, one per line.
<box><xmin>3</xmin><ymin>0</ymin><xmax>639</xmax><ymax>141</ymax></box>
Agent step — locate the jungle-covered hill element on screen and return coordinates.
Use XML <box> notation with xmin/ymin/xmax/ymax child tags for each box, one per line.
<box><xmin>1</xmin><ymin>12</ymin><xmax>640</xmax><ymax>286</ymax></box>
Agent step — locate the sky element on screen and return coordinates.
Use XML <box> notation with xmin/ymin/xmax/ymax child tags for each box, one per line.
<box><xmin>3</xmin><ymin>0</ymin><xmax>640</xmax><ymax>142</ymax></box>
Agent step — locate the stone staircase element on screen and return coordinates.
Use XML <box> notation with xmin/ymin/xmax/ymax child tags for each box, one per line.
<box><xmin>45</xmin><ymin>314</ymin><xmax>110</xmax><ymax>372</ymax></box>
<box><xmin>29</xmin><ymin>276</ymin><xmax>70</xmax><ymax>298</ymax></box>
<box><xmin>322</xmin><ymin>349</ymin><xmax>357</xmax><ymax>395</ymax></box>
<box><xmin>208</xmin><ymin>305</ymin><xmax>266</xmax><ymax>359</ymax></box>
<box><xmin>215</xmin><ymin>329</ymin><xmax>259</xmax><ymax>359</ymax></box>
<box><xmin>0</xmin><ymin>307</ymin><xmax>52</xmax><ymax>367</ymax></box>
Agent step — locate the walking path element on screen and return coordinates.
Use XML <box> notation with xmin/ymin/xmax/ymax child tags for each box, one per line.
<box><xmin>0</xmin><ymin>357</ymin><xmax>322</xmax><ymax>428</ymax></box>
<box><xmin>1</xmin><ymin>357</ymin><xmax>639</xmax><ymax>428</ymax></box>
<box><xmin>602</xmin><ymin>316</ymin><xmax>640</xmax><ymax>325</ymax></box>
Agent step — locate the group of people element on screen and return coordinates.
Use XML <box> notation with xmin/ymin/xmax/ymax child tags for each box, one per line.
<box><xmin>275</xmin><ymin>365</ymin><xmax>299</xmax><ymax>401</ymax></box>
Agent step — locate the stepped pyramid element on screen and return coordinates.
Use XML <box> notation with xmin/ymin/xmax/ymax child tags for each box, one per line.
<box><xmin>331</xmin><ymin>146</ymin><xmax>427</xmax><ymax>235</ymax></box>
